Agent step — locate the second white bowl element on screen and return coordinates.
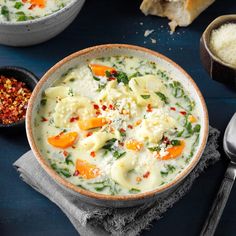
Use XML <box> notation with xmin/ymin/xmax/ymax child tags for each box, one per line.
<box><xmin>0</xmin><ymin>0</ymin><xmax>85</xmax><ymax>47</ymax></box>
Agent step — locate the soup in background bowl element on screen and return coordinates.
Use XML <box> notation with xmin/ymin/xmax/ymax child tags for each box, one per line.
<box><xmin>0</xmin><ymin>0</ymin><xmax>85</xmax><ymax>46</ymax></box>
<box><xmin>26</xmin><ymin>44</ymin><xmax>208</xmax><ymax>207</ymax></box>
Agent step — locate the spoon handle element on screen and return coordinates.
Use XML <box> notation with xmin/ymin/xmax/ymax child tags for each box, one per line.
<box><xmin>200</xmin><ymin>163</ymin><xmax>236</xmax><ymax>236</ymax></box>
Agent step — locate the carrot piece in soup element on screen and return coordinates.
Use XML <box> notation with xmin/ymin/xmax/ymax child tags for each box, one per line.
<box><xmin>89</xmin><ymin>64</ymin><xmax>116</xmax><ymax>77</ymax></box>
<box><xmin>76</xmin><ymin>159</ymin><xmax>100</xmax><ymax>179</ymax></box>
<box><xmin>78</xmin><ymin>117</ymin><xmax>108</xmax><ymax>130</ymax></box>
<box><xmin>188</xmin><ymin>115</ymin><xmax>197</xmax><ymax>123</ymax></box>
<box><xmin>30</xmin><ymin>0</ymin><xmax>45</xmax><ymax>8</ymax></box>
<box><xmin>158</xmin><ymin>141</ymin><xmax>185</xmax><ymax>160</ymax></box>
<box><xmin>125</xmin><ymin>139</ymin><xmax>143</xmax><ymax>151</ymax></box>
<box><xmin>48</xmin><ymin>132</ymin><xmax>78</xmax><ymax>148</ymax></box>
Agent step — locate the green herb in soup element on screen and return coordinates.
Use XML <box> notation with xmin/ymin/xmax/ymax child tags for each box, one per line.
<box><xmin>0</xmin><ymin>0</ymin><xmax>71</xmax><ymax>22</ymax></box>
<box><xmin>34</xmin><ymin>56</ymin><xmax>202</xmax><ymax>196</ymax></box>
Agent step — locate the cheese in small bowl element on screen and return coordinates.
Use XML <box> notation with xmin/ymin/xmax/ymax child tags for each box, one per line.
<box><xmin>34</xmin><ymin>55</ymin><xmax>203</xmax><ymax>196</ymax></box>
<box><xmin>0</xmin><ymin>0</ymin><xmax>71</xmax><ymax>22</ymax></box>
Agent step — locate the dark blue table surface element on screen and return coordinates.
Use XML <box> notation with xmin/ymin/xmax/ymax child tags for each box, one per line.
<box><xmin>1</xmin><ymin>0</ymin><xmax>236</xmax><ymax>235</ymax></box>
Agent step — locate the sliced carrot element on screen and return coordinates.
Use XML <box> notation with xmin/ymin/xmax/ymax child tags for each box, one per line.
<box><xmin>78</xmin><ymin>117</ymin><xmax>108</xmax><ymax>130</ymax></box>
<box><xmin>125</xmin><ymin>139</ymin><xmax>143</xmax><ymax>151</ymax></box>
<box><xmin>89</xmin><ymin>64</ymin><xmax>116</xmax><ymax>77</ymax></box>
<box><xmin>48</xmin><ymin>132</ymin><xmax>78</xmax><ymax>149</ymax></box>
<box><xmin>188</xmin><ymin>115</ymin><xmax>197</xmax><ymax>123</ymax></box>
<box><xmin>134</xmin><ymin>120</ymin><xmax>142</xmax><ymax>127</ymax></box>
<box><xmin>157</xmin><ymin>141</ymin><xmax>185</xmax><ymax>160</ymax></box>
<box><xmin>29</xmin><ymin>0</ymin><xmax>45</xmax><ymax>8</ymax></box>
<box><xmin>76</xmin><ymin>159</ymin><xmax>100</xmax><ymax>179</ymax></box>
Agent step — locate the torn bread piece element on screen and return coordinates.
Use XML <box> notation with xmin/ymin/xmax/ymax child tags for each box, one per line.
<box><xmin>140</xmin><ymin>0</ymin><xmax>215</xmax><ymax>32</ymax></box>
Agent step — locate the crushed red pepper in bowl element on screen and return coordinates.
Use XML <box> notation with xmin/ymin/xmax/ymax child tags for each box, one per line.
<box><xmin>0</xmin><ymin>75</ymin><xmax>32</xmax><ymax>125</ymax></box>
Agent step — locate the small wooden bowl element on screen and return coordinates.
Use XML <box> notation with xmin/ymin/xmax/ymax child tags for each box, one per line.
<box><xmin>200</xmin><ymin>15</ymin><xmax>236</xmax><ymax>87</ymax></box>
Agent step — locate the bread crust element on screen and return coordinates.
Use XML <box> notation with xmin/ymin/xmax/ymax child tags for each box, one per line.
<box><xmin>140</xmin><ymin>0</ymin><xmax>215</xmax><ymax>32</ymax></box>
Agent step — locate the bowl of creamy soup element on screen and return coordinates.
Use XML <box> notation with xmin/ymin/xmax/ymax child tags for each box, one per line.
<box><xmin>26</xmin><ymin>44</ymin><xmax>209</xmax><ymax>207</ymax></box>
<box><xmin>0</xmin><ymin>0</ymin><xmax>85</xmax><ymax>46</ymax></box>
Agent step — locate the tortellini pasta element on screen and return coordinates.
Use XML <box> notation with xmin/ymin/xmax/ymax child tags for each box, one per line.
<box><xmin>110</xmin><ymin>154</ymin><xmax>162</xmax><ymax>191</ymax></box>
<box><xmin>53</xmin><ymin>96</ymin><xmax>94</xmax><ymax>128</ymax></box>
<box><xmin>45</xmin><ymin>86</ymin><xmax>72</xmax><ymax>99</ymax></box>
<box><xmin>81</xmin><ymin>131</ymin><xmax>117</xmax><ymax>151</ymax></box>
<box><xmin>135</xmin><ymin>111</ymin><xmax>176</xmax><ymax>143</ymax></box>
<box><xmin>129</xmin><ymin>75</ymin><xmax>167</xmax><ymax>107</ymax></box>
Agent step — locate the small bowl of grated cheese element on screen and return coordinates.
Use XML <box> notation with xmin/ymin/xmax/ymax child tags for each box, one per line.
<box><xmin>200</xmin><ymin>15</ymin><xmax>236</xmax><ymax>88</ymax></box>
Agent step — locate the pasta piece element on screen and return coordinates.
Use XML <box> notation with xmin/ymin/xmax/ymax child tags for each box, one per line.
<box><xmin>53</xmin><ymin>96</ymin><xmax>94</xmax><ymax>128</ymax></box>
<box><xmin>129</xmin><ymin>75</ymin><xmax>167</xmax><ymax>107</ymax></box>
<box><xmin>81</xmin><ymin>131</ymin><xmax>117</xmax><ymax>151</ymax></box>
<box><xmin>45</xmin><ymin>86</ymin><xmax>71</xmax><ymax>99</ymax></box>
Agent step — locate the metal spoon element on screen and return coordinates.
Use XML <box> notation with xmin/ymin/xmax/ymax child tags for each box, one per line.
<box><xmin>200</xmin><ymin>113</ymin><xmax>236</xmax><ymax>236</ymax></box>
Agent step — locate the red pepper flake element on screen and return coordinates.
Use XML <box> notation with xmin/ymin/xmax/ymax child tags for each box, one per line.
<box><xmin>0</xmin><ymin>75</ymin><xmax>32</xmax><ymax>125</ymax></box>
<box><xmin>101</xmin><ymin>105</ymin><xmax>107</xmax><ymax>111</ymax></box>
<box><xmin>163</xmin><ymin>136</ymin><xmax>170</xmax><ymax>145</ymax></box>
<box><xmin>86</xmin><ymin>132</ymin><xmax>93</xmax><ymax>137</ymax></box>
<box><xmin>146</xmin><ymin>104</ymin><xmax>152</xmax><ymax>112</ymax></box>
<box><xmin>180</xmin><ymin>111</ymin><xmax>187</xmax><ymax>116</ymax></box>
<box><xmin>90</xmin><ymin>151</ymin><xmax>96</xmax><ymax>158</ymax></box>
<box><xmin>127</xmin><ymin>124</ymin><xmax>133</xmax><ymax>129</ymax></box>
<box><xmin>41</xmin><ymin>117</ymin><xmax>48</xmax><ymax>122</ymax></box>
<box><xmin>96</xmin><ymin>111</ymin><xmax>101</xmax><ymax>116</ymax></box>
<box><xmin>108</xmin><ymin>77</ymin><xmax>116</xmax><ymax>81</ymax></box>
<box><xmin>119</xmin><ymin>128</ymin><xmax>126</xmax><ymax>133</ymax></box>
<box><xmin>111</xmin><ymin>70</ymin><xmax>117</xmax><ymax>76</ymax></box>
<box><xmin>93</xmin><ymin>104</ymin><xmax>99</xmax><ymax>110</ymax></box>
<box><xmin>170</xmin><ymin>107</ymin><xmax>176</xmax><ymax>111</ymax></box>
<box><xmin>109</xmin><ymin>104</ymin><xmax>115</xmax><ymax>110</ymax></box>
<box><xmin>28</xmin><ymin>4</ymin><xmax>36</xmax><ymax>10</ymax></box>
<box><xmin>73</xmin><ymin>170</ymin><xmax>79</xmax><ymax>176</ymax></box>
<box><xmin>143</xmin><ymin>171</ymin><xmax>150</xmax><ymax>178</ymax></box>
<box><xmin>119</xmin><ymin>142</ymin><xmax>124</xmax><ymax>146</ymax></box>
<box><xmin>63</xmin><ymin>151</ymin><xmax>69</xmax><ymax>157</ymax></box>
<box><xmin>70</xmin><ymin>116</ymin><xmax>79</xmax><ymax>122</ymax></box>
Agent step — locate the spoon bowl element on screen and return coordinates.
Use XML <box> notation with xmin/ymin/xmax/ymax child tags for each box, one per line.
<box><xmin>223</xmin><ymin>113</ymin><xmax>236</xmax><ymax>163</ymax></box>
<box><xmin>201</xmin><ymin>113</ymin><xmax>236</xmax><ymax>235</ymax></box>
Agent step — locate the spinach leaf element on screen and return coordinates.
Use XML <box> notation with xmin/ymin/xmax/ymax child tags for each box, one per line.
<box><xmin>171</xmin><ymin>140</ymin><xmax>181</xmax><ymax>146</ymax></box>
<box><xmin>161</xmin><ymin>164</ymin><xmax>176</xmax><ymax>177</ymax></box>
<box><xmin>129</xmin><ymin>188</ymin><xmax>141</xmax><ymax>194</ymax></box>
<box><xmin>148</xmin><ymin>146</ymin><xmax>161</xmax><ymax>152</ymax></box>
<box><xmin>116</xmin><ymin>71</ymin><xmax>129</xmax><ymax>85</ymax></box>
<box><xmin>140</xmin><ymin>94</ymin><xmax>150</xmax><ymax>99</ymax></box>
<box><xmin>102</xmin><ymin>138</ymin><xmax>117</xmax><ymax>151</ymax></box>
<box><xmin>155</xmin><ymin>92</ymin><xmax>168</xmax><ymax>104</ymax></box>
<box><xmin>1</xmin><ymin>6</ymin><xmax>9</xmax><ymax>21</ymax></box>
<box><xmin>113</xmin><ymin>151</ymin><xmax>126</xmax><ymax>160</ymax></box>
<box><xmin>93</xmin><ymin>76</ymin><xmax>100</xmax><ymax>81</ymax></box>
<box><xmin>60</xmin><ymin>168</ymin><xmax>71</xmax><ymax>178</ymax></box>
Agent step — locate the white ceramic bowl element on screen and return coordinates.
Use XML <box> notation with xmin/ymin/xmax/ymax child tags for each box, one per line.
<box><xmin>0</xmin><ymin>0</ymin><xmax>85</xmax><ymax>47</ymax></box>
<box><xmin>26</xmin><ymin>44</ymin><xmax>209</xmax><ymax>207</ymax></box>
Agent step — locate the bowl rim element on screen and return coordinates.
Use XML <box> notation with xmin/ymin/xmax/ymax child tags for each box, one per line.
<box><xmin>26</xmin><ymin>44</ymin><xmax>209</xmax><ymax>202</ymax></box>
<box><xmin>201</xmin><ymin>14</ymin><xmax>236</xmax><ymax>70</ymax></box>
<box><xmin>0</xmin><ymin>66</ymin><xmax>38</xmax><ymax>128</ymax></box>
<box><xmin>0</xmin><ymin>0</ymin><xmax>81</xmax><ymax>26</ymax></box>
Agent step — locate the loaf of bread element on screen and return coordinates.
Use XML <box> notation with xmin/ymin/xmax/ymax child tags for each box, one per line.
<box><xmin>140</xmin><ymin>0</ymin><xmax>215</xmax><ymax>32</ymax></box>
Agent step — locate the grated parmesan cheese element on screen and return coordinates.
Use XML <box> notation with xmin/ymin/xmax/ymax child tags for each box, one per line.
<box><xmin>210</xmin><ymin>23</ymin><xmax>236</xmax><ymax>67</ymax></box>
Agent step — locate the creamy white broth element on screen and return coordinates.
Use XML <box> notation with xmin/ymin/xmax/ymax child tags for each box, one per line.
<box><xmin>34</xmin><ymin>56</ymin><xmax>201</xmax><ymax>195</ymax></box>
<box><xmin>0</xmin><ymin>0</ymin><xmax>71</xmax><ymax>22</ymax></box>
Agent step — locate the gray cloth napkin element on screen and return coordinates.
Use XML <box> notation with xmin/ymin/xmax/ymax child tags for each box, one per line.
<box><xmin>14</xmin><ymin>126</ymin><xmax>221</xmax><ymax>236</ymax></box>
